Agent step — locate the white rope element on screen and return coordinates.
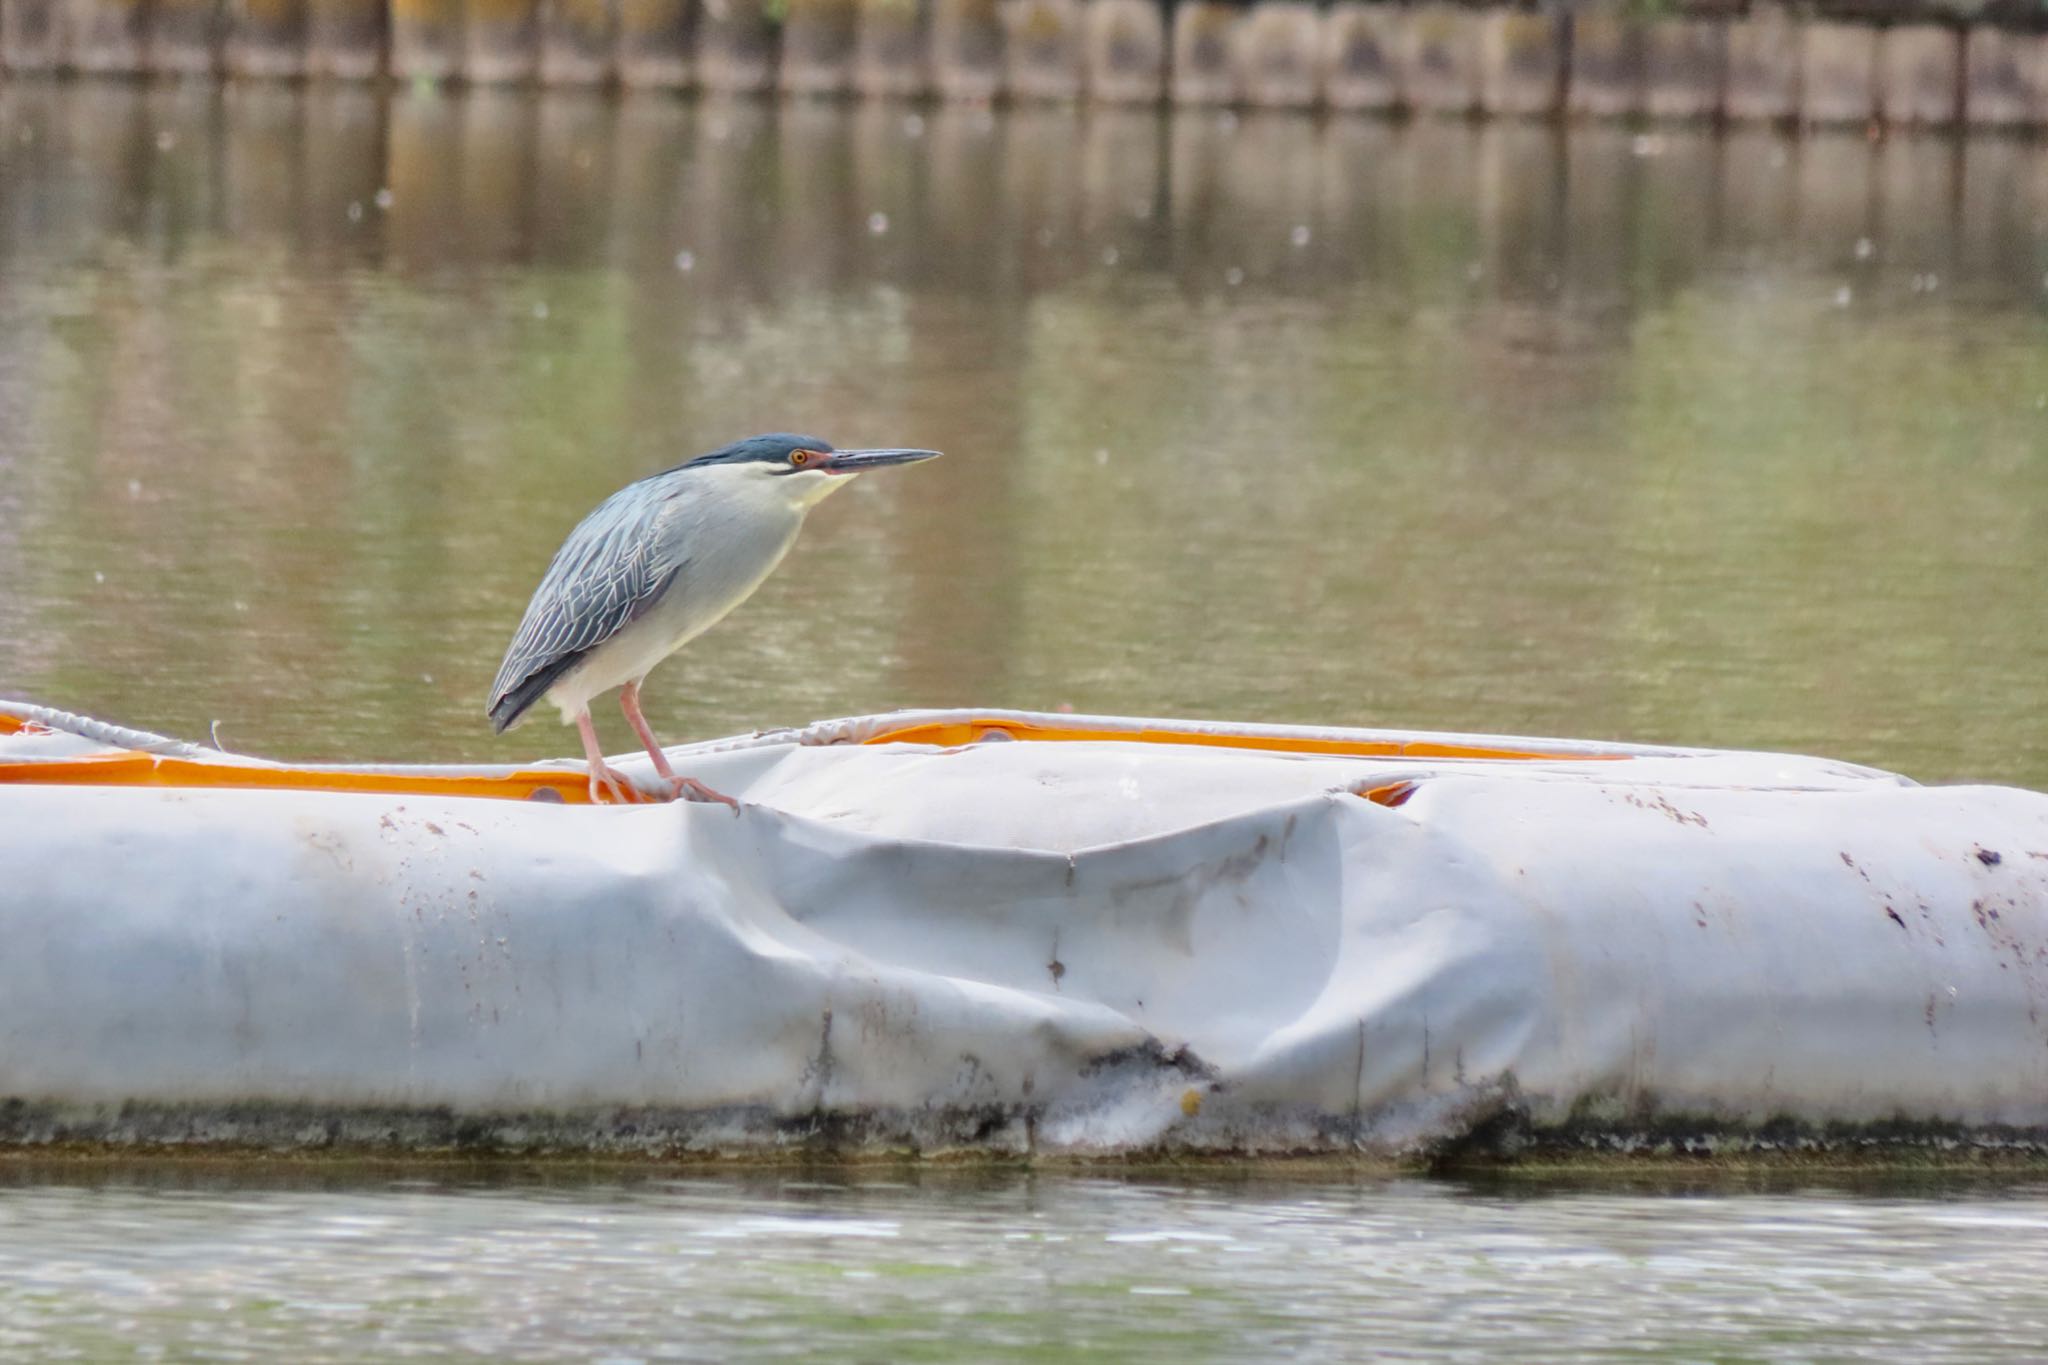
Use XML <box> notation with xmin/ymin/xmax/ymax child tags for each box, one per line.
<box><xmin>0</xmin><ymin>699</ymin><xmax>215</xmax><ymax>759</ymax></box>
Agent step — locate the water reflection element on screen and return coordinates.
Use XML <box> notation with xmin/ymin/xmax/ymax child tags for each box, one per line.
<box><xmin>0</xmin><ymin>83</ymin><xmax>2042</xmax><ymax>785</ymax></box>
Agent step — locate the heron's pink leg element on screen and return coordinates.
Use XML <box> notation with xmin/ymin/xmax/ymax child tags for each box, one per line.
<box><xmin>619</xmin><ymin>681</ymin><xmax>739</xmax><ymax>810</ymax></box>
<box><xmin>619</xmin><ymin>679</ymin><xmax>678</xmax><ymax>781</ymax></box>
<box><xmin>575</xmin><ymin>710</ymin><xmax>636</xmax><ymax>805</ymax></box>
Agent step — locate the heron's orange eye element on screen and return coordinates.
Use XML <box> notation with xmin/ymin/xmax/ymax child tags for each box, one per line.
<box><xmin>790</xmin><ymin>450</ymin><xmax>812</xmax><ymax>467</ymax></box>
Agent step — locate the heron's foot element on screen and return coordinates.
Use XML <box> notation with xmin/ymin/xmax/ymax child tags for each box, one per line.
<box><xmin>587</xmin><ymin>763</ymin><xmax>642</xmax><ymax>805</ymax></box>
<box><xmin>665</xmin><ymin>775</ymin><xmax>741</xmax><ymax>812</ymax></box>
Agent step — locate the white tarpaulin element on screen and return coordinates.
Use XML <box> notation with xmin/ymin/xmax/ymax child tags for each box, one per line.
<box><xmin>3</xmin><ymin>701</ymin><xmax>2047</xmax><ymax>1157</ymax></box>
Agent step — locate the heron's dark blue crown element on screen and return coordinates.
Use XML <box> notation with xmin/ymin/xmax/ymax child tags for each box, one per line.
<box><xmin>678</xmin><ymin>433</ymin><xmax>834</xmax><ymax>470</ymax></box>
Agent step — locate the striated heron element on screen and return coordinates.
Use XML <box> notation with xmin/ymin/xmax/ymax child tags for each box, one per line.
<box><xmin>487</xmin><ymin>432</ymin><xmax>941</xmax><ymax>805</ymax></box>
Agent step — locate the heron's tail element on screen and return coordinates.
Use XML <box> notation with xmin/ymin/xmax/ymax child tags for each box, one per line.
<box><xmin>487</xmin><ymin>651</ymin><xmax>585</xmax><ymax>734</ymax></box>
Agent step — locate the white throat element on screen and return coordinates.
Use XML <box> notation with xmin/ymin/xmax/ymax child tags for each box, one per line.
<box><xmin>779</xmin><ymin>467</ymin><xmax>855</xmax><ymax>511</ymax></box>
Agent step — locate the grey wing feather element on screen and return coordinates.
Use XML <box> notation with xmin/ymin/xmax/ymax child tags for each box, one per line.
<box><xmin>487</xmin><ymin>482</ymin><xmax>685</xmax><ymax>729</ymax></box>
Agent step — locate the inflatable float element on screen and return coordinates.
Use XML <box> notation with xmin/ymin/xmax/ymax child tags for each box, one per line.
<box><xmin>3</xmin><ymin>698</ymin><xmax>2047</xmax><ymax>1160</ymax></box>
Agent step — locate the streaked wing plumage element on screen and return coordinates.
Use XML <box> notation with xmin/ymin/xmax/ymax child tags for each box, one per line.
<box><xmin>487</xmin><ymin>481</ymin><xmax>684</xmax><ymax>730</ymax></box>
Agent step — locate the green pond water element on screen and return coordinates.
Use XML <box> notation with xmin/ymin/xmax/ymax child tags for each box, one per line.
<box><xmin>1</xmin><ymin>83</ymin><xmax>2044</xmax><ymax>785</ymax></box>
<box><xmin>5</xmin><ymin>1167</ymin><xmax>2048</xmax><ymax>1360</ymax></box>
<box><xmin>3</xmin><ymin>82</ymin><xmax>2048</xmax><ymax>1357</ymax></box>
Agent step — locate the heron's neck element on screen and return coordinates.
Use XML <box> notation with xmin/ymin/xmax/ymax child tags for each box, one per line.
<box><xmin>689</xmin><ymin>462</ymin><xmax>849</xmax><ymax>520</ymax></box>
<box><xmin>782</xmin><ymin>469</ymin><xmax>855</xmax><ymax>512</ymax></box>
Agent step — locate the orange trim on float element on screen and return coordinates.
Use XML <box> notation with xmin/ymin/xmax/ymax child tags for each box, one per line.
<box><xmin>856</xmin><ymin>717</ymin><xmax>1626</xmax><ymax>764</ymax></box>
<box><xmin>0</xmin><ymin>713</ymin><xmax>1624</xmax><ymax>803</ymax></box>
<box><xmin>0</xmin><ymin>752</ymin><xmax>620</xmax><ymax>804</ymax></box>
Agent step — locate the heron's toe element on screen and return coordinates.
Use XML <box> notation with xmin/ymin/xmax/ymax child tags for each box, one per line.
<box><xmin>669</xmin><ymin>775</ymin><xmax>741</xmax><ymax>812</ymax></box>
<box><xmin>588</xmin><ymin>764</ymin><xmax>641</xmax><ymax>805</ymax></box>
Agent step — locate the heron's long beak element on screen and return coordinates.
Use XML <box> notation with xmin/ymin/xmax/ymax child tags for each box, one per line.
<box><xmin>819</xmin><ymin>447</ymin><xmax>942</xmax><ymax>475</ymax></box>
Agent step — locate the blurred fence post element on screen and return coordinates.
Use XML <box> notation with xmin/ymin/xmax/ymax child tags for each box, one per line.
<box><xmin>2</xmin><ymin>0</ymin><xmax>64</xmax><ymax>69</ymax></box>
<box><xmin>307</xmin><ymin>0</ymin><xmax>380</xmax><ymax>75</ymax></box>
<box><xmin>1801</xmin><ymin>19</ymin><xmax>1878</xmax><ymax>125</ymax></box>
<box><xmin>1568</xmin><ymin>4</ymin><xmax>1643</xmax><ymax>117</ymax></box>
<box><xmin>1724</xmin><ymin>3</ymin><xmax>1799</xmax><ymax>122</ymax></box>
<box><xmin>1001</xmin><ymin>0</ymin><xmax>1080</xmax><ymax>100</ymax></box>
<box><xmin>150</xmin><ymin>0</ymin><xmax>221</xmax><ymax>72</ymax></box>
<box><xmin>226</xmin><ymin>0</ymin><xmax>309</xmax><ymax>75</ymax></box>
<box><xmin>618</xmin><ymin>0</ymin><xmax>693</xmax><ymax>85</ymax></box>
<box><xmin>697</xmin><ymin>0</ymin><xmax>775</xmax><ymax>89</ymax></box>
<box><xmin>1640</xmin><ymin>17</ymin><xmax>1724</xmax><ymax>120</ymax></box>
<box><xmin>783</xmin><ymin>0</ymin><xmax>856</xmax><ymax>92</ymax></box>
<box><xmin>1170</xmin><ymin>0</ymin><xmax>1234</xmax><ymax>103</ymax></box>
<box><xmin>1962</xmin><ymin>27</ymin><xmax>2043</xmax><ymax>126</ymax></box>
<box><xmin>68</xmin><ymin>0</ymin><xmax>149</xmax><ymax>71</ymax></box>
<box><xmin>1323</xmin><ymin>1</ymin><xmax>1399</xmax><ymax>110</ymax></box>
<box><xmin>1881</xmin><ymin>23</ymin><xmax>1959</xmax><ymax>126</ymax></box>
<box><xmin>853</xmin><ymin>0</ymin><xmax>924</xmax><ymax>94</ymax></box>
<box><xmin>1085</xmin><ymin>0</ymin><xmax>1161</xmax><ymax>102</ymax></box>
<box><xmin>1480</xmin><ymin>8</ymin><xmax>1564</xmax><ymax>116</ymax></box>
<box><xmin>931</xmin><ymin>0</ymin><xmax>1001</xmax><ymax>98</ymax></box>
<box><xmin>539</xmin><ymin>0</ymin><xmax>617</xmax><ymax>82</ymax></box>
<box><xmin>1233</xmin><ymin>0</ymin><xmax>1319</xmax><ymax>108</ymax></box>
<box><xmin>467</xmin><ymin>0</ymin><xmax>538</xmax><ymax>81</ymax></box>
<box><xmin>1405</xmin><ymin>3</ymin><xmax>1482</xmax><ymax>114</ymax></box>
<box><xmin>390</xmin><ymin>0</ymin><xmax>461</xmax><ymax>77</ymax></box>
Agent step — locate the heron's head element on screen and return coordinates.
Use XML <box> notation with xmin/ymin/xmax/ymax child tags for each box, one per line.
<box><xmin>685</xmin><ymin>432</ymin><xmax>942</xmax><ymax>509</ymax></box>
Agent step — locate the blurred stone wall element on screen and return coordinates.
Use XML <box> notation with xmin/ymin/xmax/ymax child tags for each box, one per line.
<box><xmin>1</xmin><ymin>0</ymin><xmax>2045</xmax><ymax>125</ymax></box>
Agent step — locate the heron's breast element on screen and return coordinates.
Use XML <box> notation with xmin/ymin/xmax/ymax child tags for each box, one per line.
<box><xmin>641</xmin><ymin>503</ymin><xmax>805</xmax><ymax>651</ymax></box>
<box><xmin>548</xmin><ymin>478</ymin><xmax>807</xmax><ymax>709</ymax></box>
